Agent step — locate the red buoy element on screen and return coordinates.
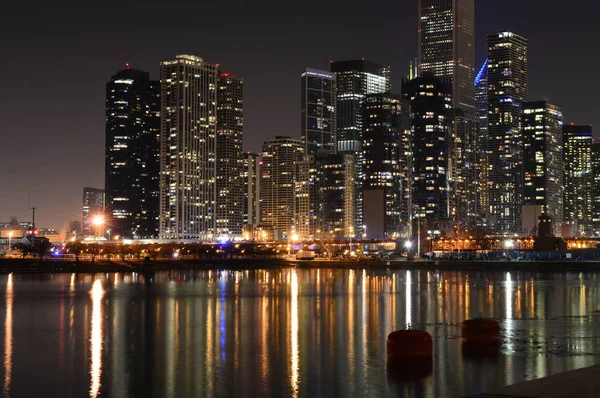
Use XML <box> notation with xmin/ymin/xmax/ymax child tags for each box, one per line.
<box><xmin>387</xmin><ymin>330</ymin><xmax>433</xmax><ymax>363</ymax></box>
<box><xmin>461</xmin><ymin>318</ymin><xmax>501</xmax><ymax>344</ymax></box>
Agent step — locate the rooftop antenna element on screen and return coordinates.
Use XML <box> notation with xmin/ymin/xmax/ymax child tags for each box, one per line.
<box><xmin>28</xmin><ymin>193</ymin><xmax>37</xmax><ymax>230</ymax></box>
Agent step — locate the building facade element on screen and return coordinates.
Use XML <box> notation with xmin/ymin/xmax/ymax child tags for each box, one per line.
<box><xmin>592</xmin><ymin>141</ymin><xmax>600</xmax><ymax>236</ymax></box>
<box><xmin>522</xmin><ymin>101</ymin><xmax>563</xmax><ymax>236</ymax></box>
<box><xmin>243</xmin><ymin>152</ymin><xmax>261</xmax><ymax>239</ymax></box>
<box><xmin>82</xmin><ymin>187</ymin><xmax>105</xmax><ymax>236</ymax></box>
<box><xmin>159</xmin><ymin>55</ymin><xmax>218</xmax><ymax>240</ymax></box>
<box><xmin>301</xmin><ymin>68</ymin><xmax>336</xmax><ymax>156</ymax></box>
<box><xmin>418</xmin><ymin>0</ymin><xmax>475</xmax><ymax>111</ymax></box>
<box><xmin>261</xmin><ymin>137</ymin><xmax>305</xmax><ymax>238</ymax></box>
<box><xmin>474</xmin><ymin>59</ymin><xmax>489</xmax><ymax>220</ymax></box>
<box><xmin>362</xmin><ymin>93</ymin><xmax>411</xmax><ymax>240</ymax></box>
<box><xmin>331</xmin><ymin>59</ymin><xmax>391</xmax><ymax>236</ymax></box>
<box><xmin>563</xmin><ymin>124</ymin><xmax>593</xmax><ymax>236</ymax></box>
<box><xmin>403</xmin><ymin>73</ymin><xmax>452</xmax><ymax>232</ymax></box>
<box><xmin>215</xmin><ymin>71</ymin><xmax>244</xmax><ymax>238</ymax></box>
<box><xmin>487</xmin><ymin>31</ymin><xmax>528</xmax><ymax>234</ymax></box>
<box><xmin>316</xmin><ymin>153</ymin><xmax>355</xmax><ymax>238</ymax></box>
<box><xmin>105</xmin><ymin>67</ymin><xmax>160</xmax><ymax>239</ymax></box>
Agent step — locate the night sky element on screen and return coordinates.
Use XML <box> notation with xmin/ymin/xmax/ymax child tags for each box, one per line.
<box><xmin>1</xmin><ymin>0</ymin><xmax>598</xmax><ymax>230</ymax></box>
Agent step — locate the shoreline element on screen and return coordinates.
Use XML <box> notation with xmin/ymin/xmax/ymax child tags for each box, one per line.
<box><xmin>2</xmin><ymin>257</ymin><xmax>600</xmax><ymax>274</ymax></box>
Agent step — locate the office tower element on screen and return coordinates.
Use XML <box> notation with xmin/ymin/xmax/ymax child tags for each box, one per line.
<box><xmin>450</xmin><ymin>110</ymin><xmax>478</xmax><ymax>233</ymax></box>
<box><xmin>563</xmin><ymin>124</ymin><xmax>593</xmax><ymax>236</ymax></box>
<box><xmin>592</xmin><ymin>141</ymin><xmax>600</xmax><ymax>235</ymax></box>
<box><xmin>243</xmin><ymin>152</ymin><xmax>261</xmax><ymax>239</ymax></box>
<box><xmin>316</xmin><ymin>153</ymin><xmax>355</xmax><ymax>238</ymax></box>
<box><xmin>474</xmin><ymin>59</ymin><xmax>489</xmax><ymax>218</ymax></box>
<box><xmin>402</xmin><ymin>73</ymin><xmax>452</xmax><ymax>230</ymax></box>
<box><xmin>261</xmin><ymin>137</ymin><xmax>305</xmax><ymax>238</ymax></box>
<box><xmin>215</xmin><ymin>71</ymin><xmax>244</xmax><ymax>238</ymax></box>
<box><xmin>301</xmin><ymin>68</ymin><xmax>336</xmax><ymax>156</ymax></box>
<box><xmin>331</xmin><ymin>59</ymin><xmax>391</xmax><ymax>236</ymax></box>
<box><xmin>105</xmin><ymin>66</ymin><xmax>160</xmax><ymax>239</ymax></box>
<box><xmin>487</xmin><ymin>32</ymin><xmax>528</xmax><ymax>234</ymax></box>
<box><xmin>294</xmin><ymin>156</ymin><xmax>317</xmax><ymax>238</ymax></box>
<box><xmin>522</xmin><ymin>102</ymin><xmax>563</xmax><ymax>236</ymax></box>
<box><xmin>418</xmin><ymin>0</ymin><xmax>475</xmax><ymax>111</ymax></box>
<box><xmin>159</xmin><ymin>55</ymin><xmax>218</xmax><ymax>240</ymax></box>
<box><xmin>362</xmin><ymin>93</ymin><xmax>411</xmax><ymax>240</ymax></box>
<box><xmin>82</xmin><ymin>187</ymin><xmax>105</xmax><ymax>236</ymax></box>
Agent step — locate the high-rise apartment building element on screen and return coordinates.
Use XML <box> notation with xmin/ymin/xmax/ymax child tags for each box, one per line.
<box><xmin>474</xmin><ymin>59</ymin><xmax>489</xmax><ymax>217</ymax></box>
<box><xmin>316</xmin><ymin>153</ymin><xmax>355</xmax><ymax>238</ymax></box>
<box><xmin>403</xmin><ymin>73</ymin><xmax>452</xmax><ymax>229</ymax></box>
<box><xmin>563</xmin><ymin>124</ymin><xmax>593</xmax><ymax>236</ymax></box>
<box><xmin>362</xmin><ymin>93</ymin><xmax>411</xmax><ymax>240</ymax></box>
<box><xmin>487</xmin><ymin>31</ymin><xmax>528</xmax><ymax>234</ymax></box>
<box><xmin>82</xmin><ymin>187</ymin><xmax>105</xmax><ymax>236</ymax></box>
<box><xmin>215</xmin><ymin>71</ymin><xmax>244</xmax><ymax>238</ymax></box>
<box><xmin>261</xmin><ymin>137</ymin><xmax>305</xmax><ymax>238</ymax></box>
<box><xmin>294</xmin><ymin>156</ymin><xmax>317</xmax><ymax>238</ymax></box>
<box><xmin>105</xmin><ymin>66</ymin><xmax>160</xmax><ymax>239</ymax></box>
<box><xmin>418</xmin><ymin>0</ymin><xmax>475</xmax><ymax>111</ymax></box>
<box><xmin>522</xmin><ymin>101</ymin><xmax>563</xmax><ymax>236</ymax></box>
<box><xmin>159</xmin><ymin>55</ymin><xmax>218</xmax><ymax>240</ymax></box>
<box><xmin>243</xmin><ymin>152</ymin><xmax>261</xmax><ymax>238</ymax></box>
<box><xmin>301</xmin><ymin>68</ymin><xmax>336</xmax><ymax>156</ymax></box>
<box><xmin>331</xmin><ymin>59</ymin><xmax>391</xmax><ymax>236</ymax></box>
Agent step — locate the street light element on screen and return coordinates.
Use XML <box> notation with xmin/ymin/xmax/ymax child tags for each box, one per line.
<box><xmin>93</xmin><ymin>215</ymin><xmax>104</xmax><ymax>238</ymax></box>
<box><xmin>106</xmin><ymin>229</ymin><xmax>112</xmax><ymax>242</ymax></box>
<box><xmin>405</xmin><ymin>241</ymin><xmax>413</xmax><ymax>250</ymax></box>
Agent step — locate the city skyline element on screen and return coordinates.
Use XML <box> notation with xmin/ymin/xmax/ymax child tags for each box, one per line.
<box><xmin>1</xmin><ymin>0</ymin><xmax>598</xmax><ymax>230</ymax></box>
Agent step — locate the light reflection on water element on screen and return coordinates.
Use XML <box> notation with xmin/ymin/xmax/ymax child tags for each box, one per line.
<box><xmin>0</xmin><ymin>269</ymin><xmax>599</xmax><ymax>397</ymax></box>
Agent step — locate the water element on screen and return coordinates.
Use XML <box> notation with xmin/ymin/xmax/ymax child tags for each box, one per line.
<box><xmin>0</xmin><ymin>268</ymin><xmax>599</xmax><ymax>398</ymax></box>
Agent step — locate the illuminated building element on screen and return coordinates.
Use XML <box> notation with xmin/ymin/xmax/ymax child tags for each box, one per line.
<box><xmin>159</xmin><ymin>55</ymin><xmax>218</xmax><ymax>240</ymax></box>
<box><xmin>105</xmin><ymin>66</ymin><xmax>160</xmax><ymax>239</ymax></box>
<box><xmin>82</xmin><ymin>187</ymin><xmax>105</xmax><ymax>236</ymax></box>
<box><xmin>301</xmin><ymin>68</ymin><xmax>336</xmax><ymax>156</ymax></box>
<box><xmin>592</xmin><ymin>141</ymin><xmax>600</xmax><ymax>235</ymax></box>
<box><xmin>418</xmin><ymin>0</ymin><xmax>475</xmax><ymax>111</ymax></box>
<box><xmin>243</xmin><ymin>153</ymin><xmax>261</xmax><ymax>238</ymax></box>
<box><xmin>316</xmin><ymin>153</ymin><xmax>355</xmax><ymax>238</ymax></box>
<box><xmin>294</xmin><ymin>156</ymin><xmax>317</xmax><ymax>238</ymax></box>
<box><xmin>522</xmin><ymin>101</ymin><xmax>563</xmax><ymax>236</ymax></box>
<box><xmin>216</xmin><ymin>71</ymin><xmax>244</xmax><ymax>238</ymax></box>
<box><xmin>474</xmin><ymin>59</ymin><xmax>489</xmax><ymax>218</ymax></box>
<box><xmin>487</xmin><ymin>31</ymin><xmax>528</xmax><ymax>234</ymax></box>
<box><xmin>563</xmin><ymin>124</ymin><xmax>593</xmax><ymax>236</ymax></box>
<box><xmin>362</xmin><ymin>93</ymin><xmax>411</xmax><ymax>239</ymax></box>
<box><xmin>261</xmin><ymin>137</ymin><xmax>304</xmax><ymax>238</ymax></box>
<box><xmin>402</xmin><ymin>73</ymin><xmax>452</xmax><ymax>230</ymax></box>
<box><xmin>330</xmin><ymin>59</ymin><xmax>391</xmax><ymax>236</ymax></box>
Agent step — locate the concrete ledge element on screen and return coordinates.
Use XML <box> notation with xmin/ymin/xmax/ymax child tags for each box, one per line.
<box><xmin>467</xmin><ymin>365</ymin><xmax>600</xmax><ymax>397</ymax></box>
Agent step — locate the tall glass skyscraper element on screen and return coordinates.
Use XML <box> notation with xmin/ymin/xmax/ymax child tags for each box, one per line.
<box><xmin>330</xmin><ymin>59</ymin><xmax>391</xmax><ymax>235</ymax></box>
<box><xmin>300</xmin><ymin>68</ymin><xmax>336</xmax><ymax>156</ymax></box>
<box><xmin>563</xmin><ymin>124</ymin><xmax>593</xmax><ymax>236</ymax></box>
<box><xmin>523</xmin><ymin>101</ymin><xmax>563</xmax><ymax>236</ymax></box>
<box><xmin>474</xmin><ymin>60</ymin><xmax>489</xmax><ymax>217</ymax></box>
<box><xmin>487</xmin><ymin>32</ymin><xmax>528</xmax><ymax>234</ymax></box>
<box><xmin>105</xmin><ymin>66</ymin><xmax>160</xmax><ymax>239</ymax></box>
<box><xmin>216</xmin><ymin>71</ymin><xmax>244</xmax><ymax>238</ymax></box>
<box><xmin>418</xmin><ymin>0</ymin><xmax>475</xmax><ymax>111</ymax></box>
<box><xmin>159</xmin><ymin>55</ymin><xmax>218</xmax><ymax>240</ymax></box>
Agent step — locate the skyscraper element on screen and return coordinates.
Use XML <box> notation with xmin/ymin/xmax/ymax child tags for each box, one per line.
<box><xmin>362</xmin><ymin>93</ymin><xmax>411</xmax><ymax>240</ymax></box>
<box><xmin>487</xmin><ymin>32</ymin><xmax>528</xmax><ymax>234</ymax></box>
<box><xmin>82</xmin><ymin>187</ymin><xmax>105</xmax><ymax>236</ymax></box>
<box><xmin>294</xmin><ymin>156</ymin><xmax>317</xmax><ymax>238</ymax></box>
<box><xmin>159</xmin><ymin>55</ymin><xmax>218</xmax><ymax>240</ymax></box>
<box><xmin>592</xmin><ymin>141</ymin><xmax>600</xmax><ymax>236</ymax></box>
<box><xmin>243</xmin><ymin>152</ymin><xmax>261</xmax><ymax>239</ymax></box>
<box><xmin>215</xmin><ymin>71</ymin><xmax>244</xmax><ymax>238</ymax></box>
<box><xmin>474</xmin><ymin>59</ymin><xmax>489</xmax><ymax>218</ymax></box>
<box><xmin>105</xmin><ymin>66</ymin><xmax>160</xmax><ymax>239</ymax></box>
<box><xmin>522</xmin><ymin>101</ymin><xmax>563</xmax><ymax>236</ymax></box>
<box><xmin>301</xmin><ymin>68</ymin><xmax>336</xmax><ymax>156</ymax></box>
<box><xmin>316</xmin><ymin>153</ymin><xmax>355</xmax><ymax>238</ymax></box>
<box><xmin>418</xmin><ymin>0</ymin><xmax>475</xmax><ymax>111</ymax></box>
<box><xmin>563</xmin><ymin>124</ymin><xmax>593</xmax><ymax>236</ymax></box>
<box><xmin>330</xmin><ymin>59</ymin><xmax>391</xmax><ymax>235</ymax></box>
<box><xmin>261</xmin><ymin>137</ymin><xmax>305</xmax><ymax>238</ymax></box>
<box><xmin>403</xmin><ymin>73</ymin><xmax>452</xmax><ymax>231</ymax></box>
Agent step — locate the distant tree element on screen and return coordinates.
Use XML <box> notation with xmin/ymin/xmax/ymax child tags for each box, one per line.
<box><xmin>66</xmin><ymin>241</ymin><xmax>85</xmax><ymax>261</ymax></box>
<box><xmin>14</xmin><ymin>242</ymin><xmax>32</xmax><ymax>258</ymax></box>
<box><xmin>86</xmin><ymin>244</ymin><xmax>101</xmax><ymax>263</ymax></box>
<box><xmin>32</xmin><ymin>237</ymin><xmax>52</xmax><ymax>261</ymax></box>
